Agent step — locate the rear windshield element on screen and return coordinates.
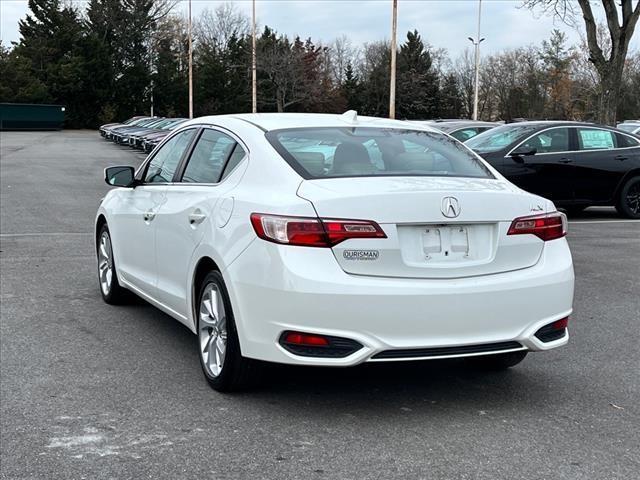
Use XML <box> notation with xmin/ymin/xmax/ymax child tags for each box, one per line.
<box><xmin>265</xmin><ymin>127</ymin><xmax>493</xmax><ymax>179</ymax></box>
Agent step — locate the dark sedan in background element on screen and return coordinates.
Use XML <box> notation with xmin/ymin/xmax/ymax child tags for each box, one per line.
<box><xmin>466</xmin><ymin>121</ymin><xmax>640</xmax><ymax>218</ymax></box>
<box><xmin>100</xmin><ymin>116</ymin><xmax>151</xmax><ymax>138</ymax></box>
<box><xmin>130</xmin><ymin>118</ymin><xmax>187</xmax><ymax>149</ymax></box>
<box><xmin>111</xmin><ymin>117</ymin><xmax>166</xmax><ymax>144</ymax></box>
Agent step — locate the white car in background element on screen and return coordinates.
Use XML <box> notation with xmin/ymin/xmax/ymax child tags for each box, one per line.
<box><xmin>96</xmin><ymin>112</ymin><xmax>574</xmax><ymax>392</ymax></box>
<box><xmin>411</xmin><ymin>120</ymin><xmax>499</xmax><ymax>142</ymax></box>
<box><xmin>617</xmin><ymin>121</ymin><xmax>640</xmax><ymax>136</ymax></box>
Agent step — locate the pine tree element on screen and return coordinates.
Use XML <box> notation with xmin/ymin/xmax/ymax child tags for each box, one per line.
<box><xmin>438</xmin><ymin>73</ymin><xmax>462</xmax><ymax>119</ymax></box>
<box><xmin>14</xmin><ymin>0</ymin><xmax>96</xmax><ymax>127</ymax></box>
<box><xmin>541</xmin><ymin>29</ymin><xmax>573</xmax><ymax>119</ymax></box>
<box><xmin>342</xmin><ymin>62</ymin><xmax>361</xmax><ymax>111</ymax></box>
<box><xmin>396</xmin><ymin>30</ymin><xmax>440</xmax><ymax>119</ymax></box>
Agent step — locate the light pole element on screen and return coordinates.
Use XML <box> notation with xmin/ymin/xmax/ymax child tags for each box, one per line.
<box><xmin>467</xmin><ymin>0</ymin><xmax>484</xmax><ymax>121</ymax></box>
<box><xmin>252</xmin><ymin>0</ymin><xmax>257</xmax><ymax>113</ymax></box>
<box><xmin>188</xmin><ymin>0</ymin><xmax>193</xmax><ymax>119</ymax></box>
<box><xmin>389</xmin><ymin>0</ymin><xmax>398</xmax><ymax>119</ymax></box>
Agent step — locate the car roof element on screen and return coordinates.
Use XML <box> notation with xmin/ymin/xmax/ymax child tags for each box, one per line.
<box><xmin>490</xmin><ymin>120</ymin><xmax>623</xmax><ymax>130</ymax></box>
<box><xmin>188</xmin><ymin>112</ymin><xmax>441</xmax><ymax>133</ymax></box>
<box><xmin>431</xmin><ymin>121</ymin><xmax>499</xmax><ymax>132</ymax></box>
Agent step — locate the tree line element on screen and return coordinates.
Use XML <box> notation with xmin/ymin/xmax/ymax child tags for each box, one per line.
<box><xmin>1</xmin><ymin>0</ymin><xmax>638</xmax><ymax>129</ymax></box>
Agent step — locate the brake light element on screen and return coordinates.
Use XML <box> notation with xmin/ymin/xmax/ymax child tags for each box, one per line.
<box><xmin>507</xmin><ymin>212</ymin><xmax>567</xmax><ymax>241</ymax></box>
<box><xmin>250</xmin><ymin>213</ymin><xmax>386</xmax><ymax>247</ymax></box>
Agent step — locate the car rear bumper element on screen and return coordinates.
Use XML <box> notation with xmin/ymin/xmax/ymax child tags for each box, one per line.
<box><xmin>224</xmin><ymin>237</ymin><xmax>574</xmax><ymax>366</ymax></box>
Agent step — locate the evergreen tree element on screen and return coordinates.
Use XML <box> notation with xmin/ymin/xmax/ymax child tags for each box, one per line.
<box><xmin>13</xmin><ymin>0</ymin><xmax>97</xmax><ymax>127</ymax></box>
<box><xmin>396</xmin><ymin>30</ymin><xmax>439</xmax><ymax>119</ymax></box>
<box><xmin>438</xmin><ymin>73</ymin><xmax>462</xmax><ymax>119</ymax></box>
<box><xmin>341</xmin><ymin>62</ymin><xmax>361</xmax><ymax>111</ymax></box>
<box><xmin>359</xmin><ymin>41</ymin><xmax>391</xmax><ymax>117</ymax></box>
<box><xmin>152</xmin><ymin>16</ymin><xmax>189</xmax><ymax>117</ymax></box>
<box><xmin>541</xmin><ymin>29</ymin><xmax>573</xmax><ymax>119</ymax></box>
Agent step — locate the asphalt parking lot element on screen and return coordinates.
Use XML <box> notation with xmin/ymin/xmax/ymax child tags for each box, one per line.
<box><xmin>1</xmin><ymin>130</ymin><xmax>639</xmax><ymax>480</ymax></box>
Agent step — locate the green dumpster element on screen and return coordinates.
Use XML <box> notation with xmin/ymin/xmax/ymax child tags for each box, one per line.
<box><xmin>0</xmin><ymin>103</ymin><xmax>66</xmax><ymax>130</ymax></box>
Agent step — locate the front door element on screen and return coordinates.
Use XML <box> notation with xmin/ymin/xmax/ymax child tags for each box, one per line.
<box><xmin>109</xmin><ymin>185</ymin><xmax>166</xmax><ymax>296</ymax></box>
<box><xmin>112</xmin><ymin>128</ymin><xmax>198</xmax><ymax>297</ymax></box>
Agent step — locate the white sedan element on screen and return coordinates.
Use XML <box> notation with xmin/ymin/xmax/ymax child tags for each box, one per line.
<box><xmin>96</xmin><ymin>112</ymin><xmax>574</xmax><ymax>392</ymax></box>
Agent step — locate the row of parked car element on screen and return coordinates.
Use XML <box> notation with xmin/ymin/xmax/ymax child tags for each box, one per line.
<box><xmin>99</xmin><ymin>116</ymin><xmax>188</xmax><ymax>152</ymax></box>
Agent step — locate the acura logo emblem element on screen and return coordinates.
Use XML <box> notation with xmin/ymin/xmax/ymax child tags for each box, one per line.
<box><xmin>441</xmin><ymin>197</ymin><xmax>460</xmax><ymax>218</ymax></box>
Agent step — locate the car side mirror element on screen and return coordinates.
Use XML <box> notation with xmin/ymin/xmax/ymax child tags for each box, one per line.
<box><xmin>510</xmin><ymin>146</ymin><xmax>537</xmax><ymax>158</ymax></box>
<box><xmin>509</xmin><ymin>146</ymin><xmax>537</xmax><ymax>164</ymax></box>
<box><xmin>105</xmin><ymin>166</ymin><xmax>135</xmax><ymax>187</ymax></box>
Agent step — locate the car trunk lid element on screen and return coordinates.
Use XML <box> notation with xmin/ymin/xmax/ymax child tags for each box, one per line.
<box><xmin>297</xmin><ymin>176</ymin><xmax>547</xmax><ymax>279</ymax></box>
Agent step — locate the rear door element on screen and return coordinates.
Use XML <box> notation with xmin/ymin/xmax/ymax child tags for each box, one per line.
<box><xmin>503</xmin><ymin>127</ymin><xmax>574</xmax><ymax>201</ymax></box>
<box><xmin>572</xmin><ymin>127</ymin><xmax>638</xmax><ymax>202</ymax></box>
<box><xmin>153</xmin><ymin>127</ymin><xmax>248</xmax><ymax>318</ymax></box>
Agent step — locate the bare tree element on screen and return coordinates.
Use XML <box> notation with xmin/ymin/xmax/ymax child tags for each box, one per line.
<box><xmin>195</xmin><ymin>2</ymin><xmax>250</xmax><ymax>51</ymax></box>
<box><xmin>329</xmin><ymin>35</ymin><xmax>358</xmax><ymax>84</ymax></box>
<box><xmin>455</xmin><ymin>50</ymin><xmax>475</xmax><ymax>118</ymax></box>
<box><xmin>524</xmin><ymin>0</ymin><xmax>640</xmax><ymax>124</ymax></box>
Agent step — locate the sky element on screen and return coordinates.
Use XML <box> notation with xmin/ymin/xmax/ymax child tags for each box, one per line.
<box><xmin>1</xmin><ymin>0</ymin><xmax>638</xmax><ymax>57</ymax></box>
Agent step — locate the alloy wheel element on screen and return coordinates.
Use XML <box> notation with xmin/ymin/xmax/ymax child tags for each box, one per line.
<box><xmin>198</xmin><ymin>283</ymin><xmax>228</xmax><ymax>378</ymax></box>
<box><xmin>98</xmin><ymin>231</ymin><xmax>113</xmax><ymax>295</ymax></box>
<box><xmin>626</xmin><ymin>182</ymin><xmax>640</xmax><ymax>215</ymax></box>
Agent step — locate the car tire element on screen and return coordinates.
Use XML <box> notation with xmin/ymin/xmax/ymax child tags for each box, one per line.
<box><xmin>616</xmin><ymin>176</ymin><xmax>640</xmax><ymax>219</ymax></box>
<box><xmin>196</xmin><ymin>271</ymin><xmax>259</xmax><ymax>392</ymax></box>
<box><xmin>97</xmin><ymin>224</ymin><xmax>129</xmax><ymax>304</ymax></box>
<box><xmin>471</xmin><ymin>350</ymin><xmax>528</xmax><ymax>370</ymax></box>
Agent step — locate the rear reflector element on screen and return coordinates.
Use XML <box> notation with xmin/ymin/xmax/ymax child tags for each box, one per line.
<box><xmin>534</xmin><ymin>316</ymin><xmax>569</xmax><ymax>342</ymax></box>
<box><xmin>283</xmin><ymin>332</ymin><xmax>330</xmax><ymax>346</ymax></box>
<box><xmin>279</xmin><ymin>331</ymin><xmax>363</xmax><ymax>358</ymax></box>
<box><xmin>507</xmin><ymin>212</ymin><xmax>567</xmax><ymax>241</ymax></box>
<box><xmin>552</xmin><ymin>317</ymin><xmax>569</xmax><ymax>330</ymax></box>
<box><xmin>250</xmin><ymin>213</ymin><xmax>386</xmax><ymax>247</ymax></box>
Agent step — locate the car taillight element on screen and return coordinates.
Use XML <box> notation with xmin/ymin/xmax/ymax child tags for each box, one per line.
<box><xmin>507</xmin><ymin>212</ymin><xmax>567</xmax><ymax>241</ymax></box>
<box><xmin>250</xmin><ymin>213</ymin><xmax>386</xmax><ymax>247</ymax></box>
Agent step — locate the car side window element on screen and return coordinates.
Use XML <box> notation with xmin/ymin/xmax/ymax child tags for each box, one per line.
<box><xmin>578</xmin><ymin>129</ymin><xmax>616</xmax><ymax>150</ymax></box>
<box><xmin>144</xmin><ymin>129</ymin><xmax>196</xmax><ymax>183</ymax></box>
<box><xmin>220</xmin><ymin>143</ymin><xmax>247</xmax><ymax>181</ymax></box>
<box><xmin>616</xmin><ymin>133</ymin><xmax>640</xmax><ymax>148</ymax></box>
<box><xmin>522</xmin><ymin>128</ymin><xmax>569</xmax><ymax>154</ymax></box>
<box><xmin>181</xmin><ymin>129</ymin><xmax>236</xmax><ymax>183</ymax></box>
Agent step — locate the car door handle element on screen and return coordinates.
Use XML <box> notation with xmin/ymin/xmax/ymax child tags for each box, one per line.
<box><xmin>143</xmin><ymin>211</ymin><xmax>156</xmax><ymax>222</ymax></box>
<box><xmin>558</xmin><ymin>158</ymin><xmax>573</xmax><ymax>164</ymax></box>
<box><xmin>188</xmin><ymin>210</ymin><xmax>207</xmax><ymax>225</ymax></box>
<box><xmin>615</xmin><ymin>155</ymin><xmax>628</xmax><ymax>161</ymax></box>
